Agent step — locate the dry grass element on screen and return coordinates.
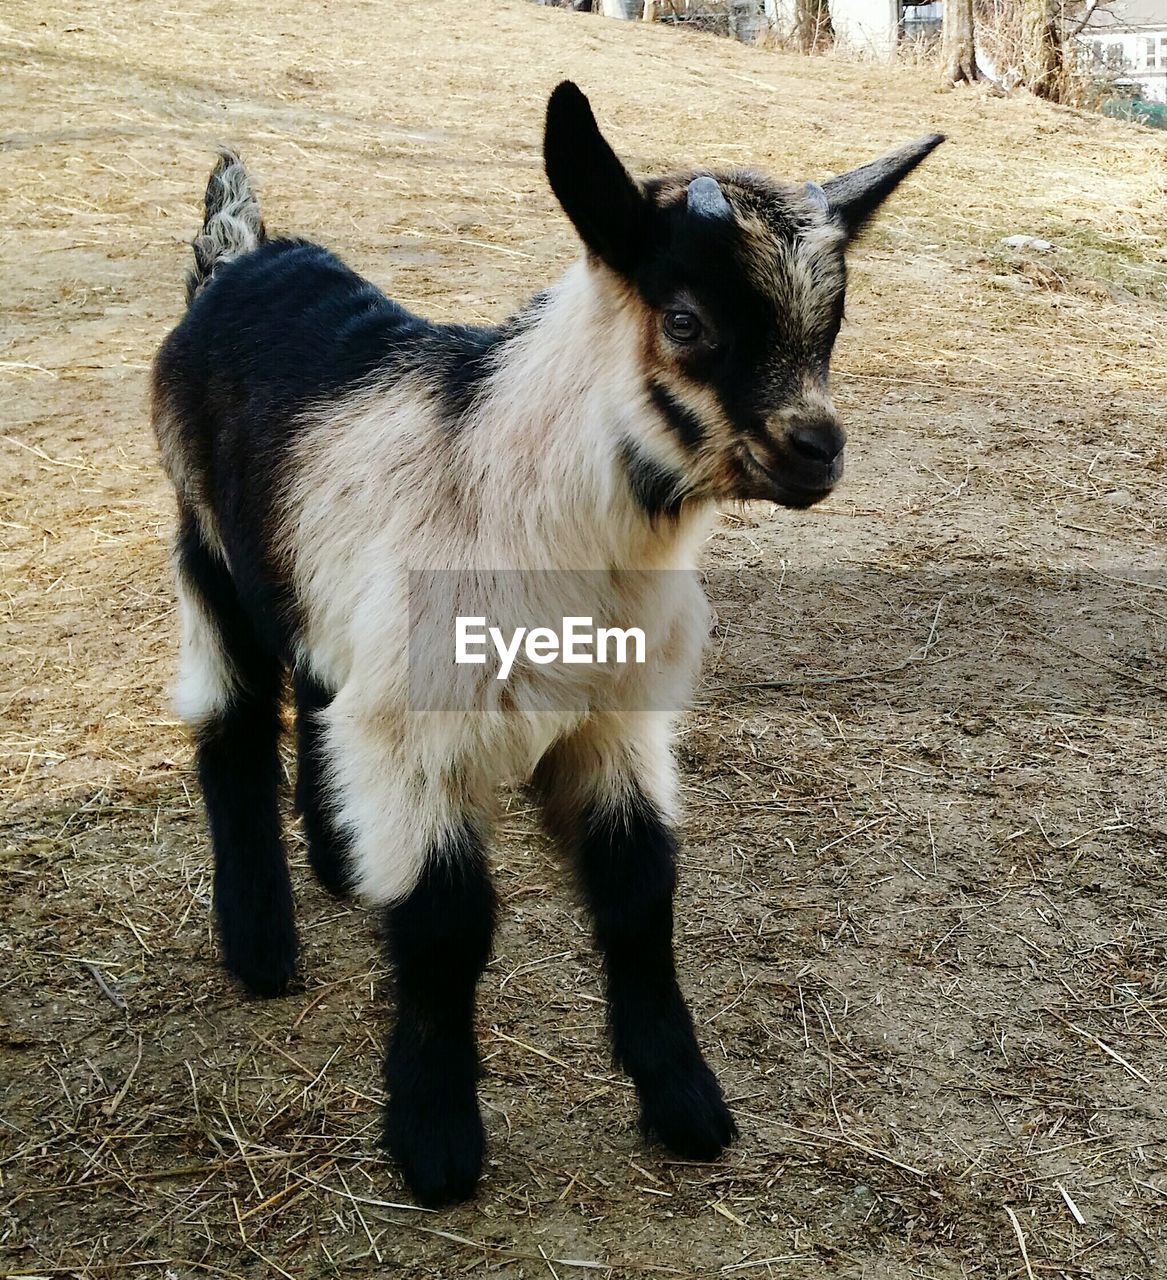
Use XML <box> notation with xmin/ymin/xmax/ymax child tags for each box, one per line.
<box><xmin>2</xmin><ymin>0</ymin><xmax>1167</xmax><ymax>1276</ymax></box>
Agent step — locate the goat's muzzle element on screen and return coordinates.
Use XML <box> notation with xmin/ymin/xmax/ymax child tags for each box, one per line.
<box><xmin>738</xmin><ymin>415</ymin><xmax>846</xmax><ymax>509</ymax></box>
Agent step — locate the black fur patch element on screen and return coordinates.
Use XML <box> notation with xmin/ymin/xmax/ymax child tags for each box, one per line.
<box><xmin>432</xmin><ymin>323</ymin><xmax>507</xmax><ymax>424</ymax></box>
<box><xmin>572</xmin><ymin>785</ymin><xmax>736</xmax><ymax>1161</ymax></box>
<box><xmin>634</xmin><ymin>187</ymin><xmax>844</xmax><ymax>440</ymax></box>
<box><xmin>381</xmin><ymin>828</ymin><xmax>497</xmax><ymax>1205</ymax></box>
<box><xmin>544</xmin><ymin>82</ymin><xmax>650</xmax><ymax>276</ymax></box>
<box><xmin>293</xmin><ymin>671</ymin><xmax>351</xmax><ymax>898</ymax></box>
<box><xmin>649</xmin><ymin>380</ymin><xmax>705</xmax><ymax>452</ymax></box>
<box><xmin>177</xmin><ymin>507</ymin><xmax>297</xmax><ymax>998</ymax></box>
<box><xmin>154</xmin><ymin>238</ymin><xmax>515</xmax><ymax>659</ymax></box>
<box><xmin>619</xmin><ymin>439</ymin><xmax>687</xmax><ymax>522</ymax></box>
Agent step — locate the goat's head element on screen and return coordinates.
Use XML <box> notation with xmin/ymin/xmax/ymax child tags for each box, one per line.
<box><xmin>543</xmin><ymin>81</ymin><xmax>943</xmax><ymax>511</ymax></box>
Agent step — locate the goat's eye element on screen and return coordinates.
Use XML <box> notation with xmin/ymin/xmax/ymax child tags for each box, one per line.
<box><xmin>663</xmin><ymin>310</ymin><xmax>702</xmax><ymax>344</ymax></box>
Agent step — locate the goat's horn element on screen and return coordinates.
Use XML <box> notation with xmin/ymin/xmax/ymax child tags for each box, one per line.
<box><xmin>687</xmin><ymin>176</ymin><xmax>730</xmax><ymax>220</ymax></box>
<box><xmin>804</xmin><ymin>181</ymin><xmax>830</xmax><ymax>214</ymax></box>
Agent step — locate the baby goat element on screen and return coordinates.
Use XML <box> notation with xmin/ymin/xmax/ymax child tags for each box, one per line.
<box><xmin>152</xmin><ymin>82</ymin><xmax>942</xmax><ymax>1205</ymax></box>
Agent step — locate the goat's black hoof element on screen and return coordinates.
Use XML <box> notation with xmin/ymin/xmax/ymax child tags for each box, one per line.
<box><xmin>220</xmin><ymin>918</ymin><xmax>299</xmax><ymax>998</ymax></box>
<box><xmin>639</xmin><ymin>1060</ymin><xmax>738</xmax><ymax>1161</ymax></box>
<box><xmin>384</xmin><ymin>1087</ymin><xmax>484</xmax><ymax>1206</ymax></box>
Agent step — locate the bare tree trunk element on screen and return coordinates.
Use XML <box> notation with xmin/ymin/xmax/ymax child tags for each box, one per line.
<box><xmin>793</xmin><ymin>0</ymin><xmax>831</xmax><ymax>52</ymax></box>
<box><xmin>942</xmin><ymin>0</ymin><xmax>979</xmax><ymax>85</ymax></box>
<box><xmin>1021</xmin><ymin>0</ymin><xmax>1064</xmax><ymax>98</ymax></box>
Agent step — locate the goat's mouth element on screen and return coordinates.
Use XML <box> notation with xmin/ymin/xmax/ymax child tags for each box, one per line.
<box><xmin>734</xmin><ymin>444</ymin><xmax>842</xmax><ymax>510</ymax></box>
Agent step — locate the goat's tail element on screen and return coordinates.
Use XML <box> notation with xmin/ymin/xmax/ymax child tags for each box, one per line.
<box><xmin>186</xmin><ymin>149</ymin><xmax>266</xmax><ymax>304</ymax></box>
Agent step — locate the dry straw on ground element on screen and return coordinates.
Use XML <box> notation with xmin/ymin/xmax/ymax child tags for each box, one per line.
<box><xmin>2</xmin><ymin>0</ymin><xmax>1166</xmax><ymax>1276</ymax></box>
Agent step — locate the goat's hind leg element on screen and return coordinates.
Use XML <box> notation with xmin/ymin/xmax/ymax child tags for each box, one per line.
<box><xmin>293</xmin><ymin>672</ymin><xmax>352</xmax><ymax>898</ymax></box>
<box><xmin>173</xmin><ymin>508</ymin><xmax>297</xmax><ymax>996</ymax></box>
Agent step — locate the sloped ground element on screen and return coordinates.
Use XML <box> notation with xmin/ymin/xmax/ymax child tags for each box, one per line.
<box><xmin>2</xmin><ymin>1</ymin><xmax>1166</xmax><ymax>1276</ymax></box>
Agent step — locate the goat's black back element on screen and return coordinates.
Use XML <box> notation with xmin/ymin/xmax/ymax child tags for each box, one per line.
<box><xmin>154</xmin><ymin>238</ymin><xmax>505</xmax><ymax>658</ymax></box>
<box><xmin>161</xmin><ymin>237</ymin><xmax>507</xmax><ymax>427</ymax></box>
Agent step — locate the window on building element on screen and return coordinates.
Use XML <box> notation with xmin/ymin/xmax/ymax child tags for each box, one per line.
<box><xmin>1142</xmin><ymin>36</ymin><xmax>1156</xmax><ymax>67</ymax></box>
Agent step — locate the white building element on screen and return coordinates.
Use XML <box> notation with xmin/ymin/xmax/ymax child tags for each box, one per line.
<box><xmin>596</xmin><ymin>0</ymin><xmax>1167</xmax><ymax>92</ymax></box>
<box><xmin>763</xmin><ymin>0</ymin><xmax>940</xmax><ymax>58</ymax></box>
<box><xmin>822</xmin><ymin>0</ymin><xmax>899</xmax><ymax>54</ymax></box>
<box><xmin>763</xmin><ymin>0</ymin><xmax>1167</xmax><ymax>86</ymax></box>
<box><xmin>1084</xmin><ymin>0</ymin><xmax>1167</xmax><ymax>102</ymax></box>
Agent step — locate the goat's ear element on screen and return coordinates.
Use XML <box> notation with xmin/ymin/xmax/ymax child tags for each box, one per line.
<box><xmin>820</xmin><ymin>133</ymin><xmax>944</xmax><ymax>240</ymax></box>
<box><xmin>544</xmin><ymin>81</ymin><xmax>650</xmax><ymax>275</ymax></box>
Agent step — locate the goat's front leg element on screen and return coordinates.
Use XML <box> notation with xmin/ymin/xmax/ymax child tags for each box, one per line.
<box><xmin>535</xmin><ymin>718</ymin><xmax>736</xmax><ymax>1160</ymax></box>
<box><xmin>324</xmin><ymin>701</ymin><xmax>496</xmax><ymax>1205</ymax></box>
<box><xmin>381</xmin><ymin>828</ymin><xmax>495</xmax><ymax>1206</ymax></box>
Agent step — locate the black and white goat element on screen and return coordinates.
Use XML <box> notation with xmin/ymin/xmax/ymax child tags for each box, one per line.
<box><xmin>152</xmin><ymin>82</ymin><xmax>942</xmax><ymax>1204</ymax></box>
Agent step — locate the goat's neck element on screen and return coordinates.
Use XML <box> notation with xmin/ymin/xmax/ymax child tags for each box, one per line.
<box><xmin>467</xmin><ymin>260</ymin><xmax>715</xmax><ymax>570</ymax></box>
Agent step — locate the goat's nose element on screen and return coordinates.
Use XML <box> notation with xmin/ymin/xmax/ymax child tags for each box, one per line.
<box><xmin>788</xmin><ymin>421</ymin><xmax>846</xmax><ymax>465</ymax></box>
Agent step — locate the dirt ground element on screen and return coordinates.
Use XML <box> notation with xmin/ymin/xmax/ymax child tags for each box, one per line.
<box><xmin>3</xmin><ymin>0</ymin><xmax>1167</xmax><ymax>1276</ymax></box>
